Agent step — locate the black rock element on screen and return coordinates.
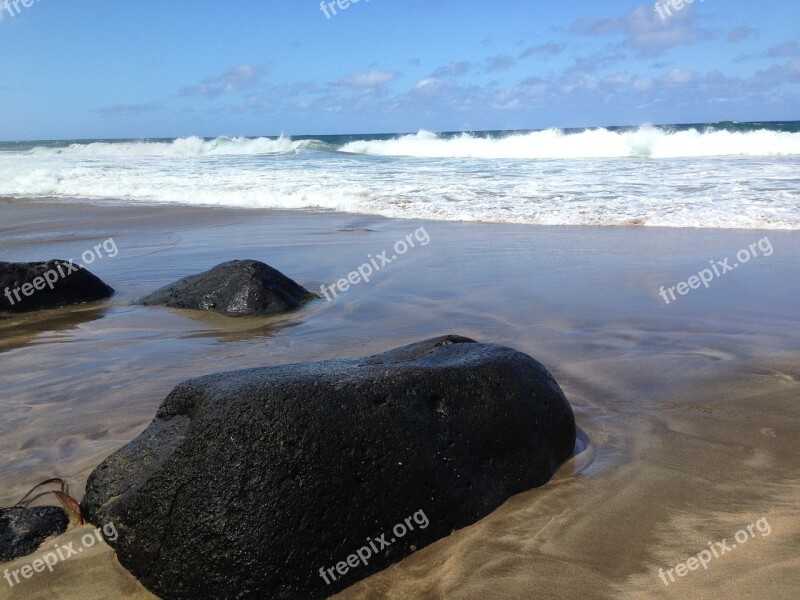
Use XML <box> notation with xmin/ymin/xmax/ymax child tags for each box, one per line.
<box><xmin>82</xmin><ymin>335</ymin><xmax>576</xmax><ymax>600</ymax></box>
<box><xmin>0</xmin><ymin>261</ymin><xmax>114</xmax><ymax>313</ymax></box>
<box><xmin>0</xmin><ymin>507</ymin><xmax>69</xmax><ymax>561</ymax></box>
<box><xmin>134</xmin><ymin>259</ymin><xmax>317</xmax><ymax>316</ymax></box>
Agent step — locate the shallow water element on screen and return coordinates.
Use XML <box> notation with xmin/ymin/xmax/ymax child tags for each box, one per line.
<box><xmin>1</xmin><ymin>200</ymin><xmax>799</xmax><ymax>599</ymax></box>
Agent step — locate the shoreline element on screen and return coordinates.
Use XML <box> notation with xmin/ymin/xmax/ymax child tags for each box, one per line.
<box><xmin>1</xmin><ymin>199</ymin><xmax>798</xmax><ymax>599</ymax></box>
<box><xmin>4</xmin><ymin>195</ymin><xmax>799</xmax><ymax>232</ymax></box>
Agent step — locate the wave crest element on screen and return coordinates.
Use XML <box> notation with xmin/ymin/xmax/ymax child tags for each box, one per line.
<box><xmin>28</xmin><ymin>136</ymin><xmax>333</xmax><ymax>157</ymax></box>
<box><xmin>22</xmin><ymin>127</ymin><xmax>800</xmax><ymax>159</ymax></box>
<box><xmin>339</xmin><ymin>127</ymin><xmax>800</xmax><ymax>159</ymax></box>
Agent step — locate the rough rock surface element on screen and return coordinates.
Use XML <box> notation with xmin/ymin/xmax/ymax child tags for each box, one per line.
<box><xmin>0</xmin><ymin>261</ymin><xmax>114</xmax><ymax>313</ymax></box>
<box><xmin>134</xmin><ymin>259</ymin><xmax>317</xmax><ymax>316</ymax></box>
<box><xmin>83</xmin><ymin>335</ymin><xmax>576</xmax><ymax>600</ymax></box>
<box><xmin>0</xmin><ymin>507</ymin><xmax>69</xmax><ymax>561</ymax></box>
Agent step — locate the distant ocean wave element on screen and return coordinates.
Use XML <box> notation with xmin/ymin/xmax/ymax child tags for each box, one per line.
<box><xmin>24</xmin><ymin>135</ymin><xmax>337</xmax><ymax>157</ymax></box>
<box><xmin>340</xmin><ymin>127</ymin><xmax>800</xmax><ymax>159</ymax></box>
<box><xmin>13</xmin><ymin>124</ymin><xmax>800</xmax><ymax>159</ymax></box>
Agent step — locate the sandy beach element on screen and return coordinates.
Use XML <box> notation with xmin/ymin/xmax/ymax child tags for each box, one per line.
<box><xmin>1</xmin><ymin>198</ymin><xmax>799</xmax><ymax>599</ymax></box>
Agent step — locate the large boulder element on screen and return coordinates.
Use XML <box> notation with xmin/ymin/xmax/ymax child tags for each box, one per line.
<box><xmin>134</xmin><ymin>259</ymin><xmax>317</xmax><ymax>316</ymax></box>
<box><xmin>82</xmin><ymin>335</ymin><xmax>576</xmax><ymax>600</ymax></box>
<box><xmin>0</xmin><ymin>507</ymin><xmax>69</xmax><ymax>561</ymax></box>
<box><xmin>0</xmin><ymin>261</ymin><xmax>114</xmax><ymax>313</ymax></box>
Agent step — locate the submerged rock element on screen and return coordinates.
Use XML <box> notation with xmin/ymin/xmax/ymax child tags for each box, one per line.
<box><xmin>0</xmin><ymin>261</ymin><xmax>114</xmax><ymax>313</ymax></box>
<box><xmin>83</xmin><ymin>335</ymin><xmax>576</xmax><ymax>600</ymax></box>
<box><xmin>0</xmin><ymin>507</ymin><xmax>69</xmax><ymax>561</ymax></box>
<box><xmin>134</xmin><ymin>259</ymin><xmax>317</xmax><ymax>316</ymax></box>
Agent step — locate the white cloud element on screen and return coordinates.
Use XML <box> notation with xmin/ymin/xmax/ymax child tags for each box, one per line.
<box><xmin>429</xmin><ymin>62</ymin><xmax>471</xmax><ymax>78</ymax></box>
<box><xmin>572</xmin><ymin>4</ymin><xmax>712</xmax><ymax>55</ymax></box>
<box><xmin>633</xmin><ymin>77</ymin><xmax>655</xmax><ymax>92</ymax></box>
<box><xmin>180</xmin><ymin>64</ymin><xmax>269</xmax><ymax>97</ymax></box>
<box><xmin>727</xmin><ymin>26</ymin><xmax>757</xmax><ymax>43</ymax></box>
<box><xmin>333</xmin><ymin>70</ymin><xmax>400</xmax><ymax>88</ymax></box>
<box><xmin>414</xmin><ymin>78</ymin><xmax>437</xmax><ymax>90</ymax></box>
<box><xmin>660</xmin><ymin>67</ymin><xmax>696</xmax><ymax>86</ymax></box>
<box><xmin>486</xmin><ymin>55</ymin><xmax>516</xmax><ymax>73</ymax></box>
<box><xmin>96</xmin><ymin>102</ymin><xmax>164</xmax><ymax>117</ymax></box>
<box><xmin>519</xmin><ymin>43</ymin><xmax>566</xmax><ymax>59</ymax></box>
<box><xmin>766</xmin><ymin>40</ymin><xmax>800</xmax><ymax>58</ymax></box>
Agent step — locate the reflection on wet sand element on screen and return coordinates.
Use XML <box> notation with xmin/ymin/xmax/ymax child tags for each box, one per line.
<box><xmin>1</xmin><ymin>200</ymin><xmax>799</xmax><ymax>599</ymax></box>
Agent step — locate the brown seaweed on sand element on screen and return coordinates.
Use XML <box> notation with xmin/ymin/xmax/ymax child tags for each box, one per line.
<box><xmin>1</xmin><ymin>477</ymin><xmax>84</xmax><ymax>525</ymax></box>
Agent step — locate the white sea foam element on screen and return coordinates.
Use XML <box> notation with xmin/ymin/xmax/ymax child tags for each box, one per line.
<box><xmin>26</xmin><ymin>135</ymin><xmax>325</xmax><ymax>157</ymax></box>
<box><xmin>17</xmin><ymin>127</ymin><xmax>800</xmax><ymax>159</ymax></box>
<box><xmin>340</xmin><ymin>128</ymin><xmax>800</xmax><ymax>159</ymax></box>
<box><xmin>1</xmin><ymin>128</ymin><xmax>799</xmax><ymax>229</ymax></box>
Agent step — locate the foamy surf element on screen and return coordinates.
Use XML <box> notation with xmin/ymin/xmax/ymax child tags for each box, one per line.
<box><xmin>14</xmin><ymin>126</ymin><xmax>800</xmax><ymax>159</ymax></box>
<box><xmin>340</xmin><ymin>127</ymin><xmax>800</xmax><ymax>159</ymax></box>
<box><xmin>26</xmin><ymin>135</ymin><xmax>334</xmax><ymax>157</ymax></box>
<box><xmin>1</xmin><ymin>123</ymin><xmax>799</xmax><ymax>229</ymax></box>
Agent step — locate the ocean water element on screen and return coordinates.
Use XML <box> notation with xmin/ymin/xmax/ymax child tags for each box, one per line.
<box><xmin>1</xmin><ymin>122</ymin><xmax>799</xmax><ymax>229</ymax></box>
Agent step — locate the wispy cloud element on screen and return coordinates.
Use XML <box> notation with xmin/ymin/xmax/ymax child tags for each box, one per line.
<box><xmin>485</xmin><ymin>55</ymin><xmax>516</xmax><ymax>73</ymax></box>
<box><xmin>429</xmin><ymin>61</ymin><xmax>471</xmax><ymax>78</ymax></box>
<box><xmin>727</xmin><ymin>26</ymin><xmax>757</xmax><ymax>43</ymax></box>
<box><xmin>410</xmin><ymin>77</ymin><xmax>456</xmax><ymax>97</ymax></box>
<box><xmin>95</xmin><ymin>102</ymin><xmax>164</xmax><ymax>117</ymax></box>
<box><xmin>734</xmin><ymin>39</ymin><xmax>800</xmax><ymax>63</ymax></box>
<box><xmin>565</xmin><ymin>50</ymin><xmax>626</xmax><ymax>74</ymax></box>
<box><xmin>180</xmin><ymin>64</ymin><xmax>269</xmax><ymax>97</ymax></box>
<box><xmin>571</xmin><ymin>4</ymin><xmax>712</xmax><ymax>56</ymax></box>
<box><xmin>660</xmin><ymin>67</ymin><xmax>697</xmax><ymax>87</ymax></box>
<box><xmin>519</xmin><ymin>42</ymin><xmax>566</xmax><ymax>59</ymax></box>
<box><xmin>766</xmin><ymin>40</ymin><xmax>800</xmax><ymax>58</ymax></box>
<box><xmin>332</xmin><ymin>70</ymin><xmax>400</xmax><ymax>88</ymax></box>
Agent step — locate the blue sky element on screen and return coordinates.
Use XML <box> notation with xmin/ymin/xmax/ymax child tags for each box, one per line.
<box><xmin>0</xmin><ymin>0</ymin><xmax>798</xmax><ymax>140</ymax></box>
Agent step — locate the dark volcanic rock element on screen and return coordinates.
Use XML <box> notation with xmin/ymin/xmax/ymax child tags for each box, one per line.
<box><xmin>0</xmin><ymin>507</ymin><xmax>69</xmax><ymax>561</ymax></box>
<box><xmin>134</xmin><ymin>259</ymin><xmax>317</xmax><ymax>316</ymax></box>
<box><xmin>0</xmin><ymin>261</ymin><xmax>114</xmax><ymax>313</ymax></box>
<box><xmin>82</xmin><ymin>335</ymin><xmax>576</xmax><ymax>600</ymax></box>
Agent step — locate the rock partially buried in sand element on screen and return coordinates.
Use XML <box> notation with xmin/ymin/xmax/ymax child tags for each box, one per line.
<box><xmin>0</xmin><ymin>507</ymin><xmax>69</xmax><ymax>561</ymax></box>
<box><xmin>0</xmin><ymin>261</ymin><xmax>114</xmax><ymax>313</ymax></box>
<box><xmin>82</xmin><ymin>335</ymin><xmax>576</xmax><ymax>600</ymax></box>
<box><xmin>134</xmin><ymin>259</ymin><xmax>317</xmax><ymax>316</ymax></box>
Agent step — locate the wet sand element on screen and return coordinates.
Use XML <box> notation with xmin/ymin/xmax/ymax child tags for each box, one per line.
<box><xmin>1</xmin><ymin>198</ymin><xmax>798</xmax><ymax>599</ymax></box>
